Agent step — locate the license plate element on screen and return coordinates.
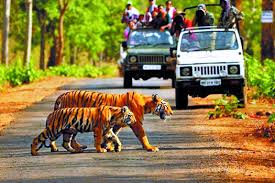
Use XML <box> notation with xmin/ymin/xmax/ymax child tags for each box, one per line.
<box><xmin>200</xmin><ymin>79</ymin><xmax>221</xmax><ymax>86</ymax></box>
<box><xmin>143</xmin><ymin>65</ymin><xmax>161</xmax><ymax>70</ymax></box>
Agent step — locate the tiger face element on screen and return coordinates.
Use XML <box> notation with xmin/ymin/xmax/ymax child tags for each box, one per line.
<box><xmin>121</xmin><ymin>106</ymin><xmax>136</xmax><ymax>126</ymax></box>
<box><xmin>152</xmin><ymin>94</ymin><xmax>173</xmax><ymax>120</ymax></box>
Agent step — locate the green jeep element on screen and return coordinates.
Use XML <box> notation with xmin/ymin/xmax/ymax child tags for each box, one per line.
<box><xmin>122</xmin><ymin>28</ymin><xmax>176</xmax><ymax>88</ymax></box>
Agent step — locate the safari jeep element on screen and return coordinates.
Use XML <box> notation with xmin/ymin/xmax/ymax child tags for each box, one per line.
<box><xmin>175</xmin><ymin>27</ymin><xmax>246</xmax><ymax>109</ymax></box>
<box><xmin>122</xmin><ymin>28</ymin><xmax>176</xmax><ymax>88</ymax></box>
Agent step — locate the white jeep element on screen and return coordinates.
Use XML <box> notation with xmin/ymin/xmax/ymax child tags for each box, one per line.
<box><xmin>175</xmin><ymin>27</ymin><xmax>245</xmax><ymax>109</ymax></box>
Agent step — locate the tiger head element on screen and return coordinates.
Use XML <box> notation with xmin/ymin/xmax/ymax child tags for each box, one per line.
<box><xmin>152</xmin><ymin>94</ymin><xmax>173</xmax><ymax>120</ymax></box>
<box><xmin>121</xmin><ymin>106</ymin><xmax>136</xmax><ymax>126</ymax></box>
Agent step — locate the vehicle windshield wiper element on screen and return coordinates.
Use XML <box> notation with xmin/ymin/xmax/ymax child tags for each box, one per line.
<box><xmin>150</xmin><ymin>43</ymin><xmax>172</xmax><ymax>47</ymax></box>
<box><xmin>192</xmin><ymin>46</ymin><xmax>212</xmax><ymax>51</ymax></box>
<box><xmin>130</xmin><ymin>44</ymin><xmax>149</xmax><ymax>48</ymax></box>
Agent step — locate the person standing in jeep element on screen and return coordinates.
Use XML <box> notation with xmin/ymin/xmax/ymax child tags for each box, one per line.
<box><xmin>170</xmin><ymin>12</ymin><xmax>193</xmax><ymax>39</ymax></box>
<box><xmin>164</xmin><ymin>0</ymin><xmax>177</xmax><ymax>20</ymax></box>
<box><xmin>193</xmin><ymin>4</ymin><xmax>214</xmax><ymax>27</ymax></box>
<box><xmin>153</xmin><ymin>5</ymin><xmax>173</xmax><ymax>31</ymax></box>
<box><xmin>219</xmin><ymin>0</ymin><xmax>243</xmax><ymax>29</ymax></box>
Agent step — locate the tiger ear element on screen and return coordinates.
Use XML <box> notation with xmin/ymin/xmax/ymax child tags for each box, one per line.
<box><xmin>121</xmin><ymin>106</ymin><xmax>128</xmax><ymax>113</ymax></box>
<box><xmin>152</xmin><ymin>94</ymin><xmax>159</xmax><ymax>102</ymax></box>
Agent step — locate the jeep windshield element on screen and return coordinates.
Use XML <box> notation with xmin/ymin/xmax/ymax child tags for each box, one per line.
<box><xmin>180</xmin><ymin>31</ymin><xmax>239</xmax><ymax>52</ymax></box>
<box><xmin>128</xmin><ymin>30</ymin><xmax>174</xmax><ymax>47</ymax></box>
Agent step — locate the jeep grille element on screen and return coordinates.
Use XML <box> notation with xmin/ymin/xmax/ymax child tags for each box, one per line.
<box><xmin>137</xmin><ymin>55</ymin><xmax>165</xmax><ymax>64</ymax></box>
<box><xmin>194</xmin><ymin>65</ymin><xmax>227</xmax><ymax>77</ymax></box>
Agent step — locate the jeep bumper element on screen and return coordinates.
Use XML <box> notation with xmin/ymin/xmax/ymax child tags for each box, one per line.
<box><xmin>124</xmin><ymin>64</ymin><xmax>175</xmax><ymax>80</ymax></box>
<box><xmin>175</xmin><ymin>77</ymin><xmax>245</xmax><ymax>97</ymax></box>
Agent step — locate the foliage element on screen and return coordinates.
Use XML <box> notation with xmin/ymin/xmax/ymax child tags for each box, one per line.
<box><xmin>0</xmin><ymin>63</ymin><xmax>117</xmax><ymax>87</ymax></box>
<box><xmin>268</xmin><ymin>114</ymin><xmax>275</xmax><ymax>124</ymax></box>
<box><xmin>208</xmin><ymin>95</ymin><xmax>247</xmax><ymax>120</ymax></box>
<box><xmin>47</xmin><ymin>64</ymin><xmax>102</xmax><ymax>78</ymax></box>
<box><xmin>0</xmin><ymin>0</ymin><xmax>264</xmax><ymax>65</ymax></box>
<box><xmin>245</xmin><ymin>54</ymin><xmax>275</xmax><ymax>98</ymax></box>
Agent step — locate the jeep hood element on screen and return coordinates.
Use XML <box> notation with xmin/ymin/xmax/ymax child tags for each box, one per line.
<box><xmin>127</xmin><ymin>47</ymin><xmax>170</xmax><ymax>55</ymax></box>
<box><xmin>177</xmin><ymin>50</ymin><xmax>244</xmax><ymax>64</ymax></box>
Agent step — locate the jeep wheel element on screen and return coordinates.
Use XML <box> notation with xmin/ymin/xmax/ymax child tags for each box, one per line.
<box><xmin>123</xmin><ymin>72</ymin><xmax>132</xmax><ymax>88</ymax></box>
<box><xmin>176</xmin><ymin>87</ymin><xmax>188</xmax><ymax>109</ymax></box>
<box><xmin>235</xmin><ymin>87</ymin><xmax>247</xmax><ymax>108</ymax></box>
<box><xmin>172</xmin><ymin>77</ymin><xmax>175</xmax><ymax>88</ymax></box>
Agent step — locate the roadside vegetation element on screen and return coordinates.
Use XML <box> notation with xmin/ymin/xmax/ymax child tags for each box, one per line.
<box><xmin>0</xmin><ymin>62</ymin><xmax>117</xmax><ymax>88</ymax></box>
<box><xmin>245</xmin><ymin>55</ymin><xmax>275</xmax><ymax>99</ymax></box>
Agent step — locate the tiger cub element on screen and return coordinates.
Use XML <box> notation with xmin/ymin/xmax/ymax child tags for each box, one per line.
<box><xmin>31</xmin><ymin>106</ymin><xmax>136</xmax><ymax>156</ymax></box>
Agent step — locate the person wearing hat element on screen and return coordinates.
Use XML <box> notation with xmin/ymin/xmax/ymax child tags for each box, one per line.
<box><xmin>193</xmin><ymin>4</ymin><xmax>214</xmax><ymax>27</ymax></box>
<box><xmin>219</xmin><ymin>0</ymin><xmax>243</xmax><ymax>29</ymax></box>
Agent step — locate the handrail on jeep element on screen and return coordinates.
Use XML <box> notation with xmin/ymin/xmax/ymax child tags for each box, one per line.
<box><xmin>183</xmin><ymin>4</ymin><xmax>220</xmax><ymax>12</ymax></box>
<box><xmin>181</xmin><ymin>26</ymin><xmax>237</xmax><ymax>31</ymax></box>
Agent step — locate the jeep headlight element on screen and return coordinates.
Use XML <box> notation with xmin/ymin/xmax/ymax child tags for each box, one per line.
<box><xmin>129</xmin><ymin>56</ymin><xmax>137</xmax><ymax>63</ymax></box>
<box><xmin>228</xmin><ymin>65</ymin><xmax>240</xmax><ymax>75</ymax></box>
<box><xmin>180</xmin><ymin>67</ymin><xmax>192</xmax><ymax>76</ymax></box>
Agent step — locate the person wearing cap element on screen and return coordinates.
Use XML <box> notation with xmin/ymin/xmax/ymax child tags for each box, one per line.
<box><xmin>121</xmin><ymin>2</ymin><xmax>140</xmax><ymax>24</ymax></box>
<box><xmin>170</xmin><ymin>12</ymin><xmax>193</xmax><ymax>39</ymax></box>
<box><xmin>164</xmin><ymin>0</ymin><xmax>177</xmax><ymax>20</ymax></box>
<box><xmin>193</xmin><ymin>4</ymin><xmax>214</xmax><ymax>27</ymax></box>
<box><xmin>219</xmin><ymin>0</ymin><xmax>243</xmax><ymax>29</ymax></box>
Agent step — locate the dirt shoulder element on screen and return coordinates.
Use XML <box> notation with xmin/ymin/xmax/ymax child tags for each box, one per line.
<box><xmin>193</xmin><ymin>97</ymin><xmax>275</xmax><ymax>181</ymax></box>
<box><xmin>0</xmin><ymin>76</ymin><xmax>77</xmax><ymax>133</ymax></box>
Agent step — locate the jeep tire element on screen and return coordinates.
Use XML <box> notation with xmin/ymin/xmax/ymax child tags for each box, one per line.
<box><xmin>235</xmin><ymin>87</ymin><xmax>246</xmax><ymax>108</ymax></box>
<box><xmin>124</xmin><ymin>72</ymin><xmax>132</xmax><ymax>88</ymax></box>
<box><xmin>176</xmin><ymin>87</ymin><xmax>188</xmax><ymax>109</ymax></box>
<box><xmin>172</xmin><ymin>76</ymin><xmax>176</xmax><ymax>88</ymax></box>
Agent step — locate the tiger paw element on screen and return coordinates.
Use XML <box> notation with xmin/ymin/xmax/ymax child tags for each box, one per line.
<box><xmin>71</xmin><ymin>142</ymin><xmax>87</xmax><ymax>150</ymax></box>
<box><xmin>96</xmin><ymin>148</ymin><xmax>107</xmax><ymax>153</ymax></box>
<box><xmin>146</xmin><ymin>146</ymin><xmax>159</xmax><ymax>152</ymax></box>
<box><xmin>106</xmin><ymin>146</ymin><xmax>115</xmax><ymax>152</ymax></box>
<box><xmin>31</xmin><ymin>150</ymin><xmax>39</xmax><ymax>156</ymax></box>
<box><xmin>51</xmin><ymin>148</ymin><xmax>59</xmax><ymax>152</ymax></box>
<box><xmin>114</xmin><ymin>144</ymin><xmax>122</xmax><ymax>152</ymax></box>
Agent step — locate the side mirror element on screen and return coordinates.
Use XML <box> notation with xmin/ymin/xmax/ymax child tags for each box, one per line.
<box><xmin>170</xmin><ymin>47</ymin><xmax>177</xmax><ymax>58</ymax></box>
<box><xmin>122</xmin><ymin>41</ymin><xmax>128</xmax><ymax>49</ymax></box>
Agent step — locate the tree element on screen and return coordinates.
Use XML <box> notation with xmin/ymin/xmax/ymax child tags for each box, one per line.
<box><xmin>1</xmin><ymin>0</ymin><xmax>11</xmax><ymax>66</ymax></box>
<box><xmin>55</xmin><ymin>0</ymin><xmax>69</xmax><ymax>65</ymax></box>
<box><xmin>65</xmin><ymin>0</ymin><xmax>108</xmax><ymax>64</ymax></box>
<box><xmin>33</xmin><ymin>0</ymin><xmax>48</xmax><ymax>70</ymax></box>
<box><xmin>23</xmin><ymin>0</ymin><xmax>33</xmax><ymax>67</ymax></box>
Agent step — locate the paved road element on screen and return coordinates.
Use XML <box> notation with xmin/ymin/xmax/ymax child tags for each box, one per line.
<box><xmin>0</xmin><ymin>78</ymin><xmax>224</xmax><ymax>182</ymax></box>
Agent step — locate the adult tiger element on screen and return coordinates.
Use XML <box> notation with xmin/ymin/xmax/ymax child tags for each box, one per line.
<box><xmin>31</xmin><ymin>106</ymin><xmax>136</xmax><ymax>156</ymax></box>
<box><xmin>52</xmin><ymin>91</ymin><xmax>173</xmax><ymax>152</ymax></box>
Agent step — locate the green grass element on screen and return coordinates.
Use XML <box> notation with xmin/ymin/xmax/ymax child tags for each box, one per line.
<box><xmin>0</xmin><ymin>63</ymin><xmax>117</xmax><ymax>87</ymax></box>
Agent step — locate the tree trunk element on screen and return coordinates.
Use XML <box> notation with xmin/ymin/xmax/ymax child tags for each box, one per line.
<box><xmin>56</xmin><ymin>0</ymin><xmax>69</xmax><ymax>66</ymax></box>
<box><xmin>23</xmin><ymin>0</ymin><xmax>33</xmax><ymax>68</ymax></box>
<box><xmin>47</xmin><ymin>19</ymin><xmax>57</xmax><ymax>67</ymax></box>
<box><xmin>39</xmin><ymin>22</ymin><xmax>46</xmax><ymax>70</ymax></box>
<box><xmin>261</xmin><ymin>0</ymin><xmax>274</xmax><ymax>61</ymax></box>
<box><xmin>69</xmin><ymin>42</ymin><xmax>77</xmax><ymax>65</ymax></box>
<box><xmin>1</xmin><ymin>0</ymin><xmax>11</xmax><ymax>66</ymax></box>
<box><xmin>36</xmin><ymin>9</ymin><xmax>47</xmax><ymax>70</ymax></box>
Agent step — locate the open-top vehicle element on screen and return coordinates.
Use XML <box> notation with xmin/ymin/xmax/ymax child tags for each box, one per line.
<box><xmin>175</xmin><ymin>26</ymin><xmax>246</xmax><ymax>109</ymax></box>
<box><xmin>121</xmin><ymin>28</ymin><xmax>176</xmax><ymax>88</ymax></box>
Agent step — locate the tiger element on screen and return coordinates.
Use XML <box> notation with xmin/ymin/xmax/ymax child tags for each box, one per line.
<box><xmin>52</xmin><ymin>91</ymin><xmax>173</xmax><ymax>152</ymax></box>
<box><xmin>31</xmin><ymin>106</ymin><xmax>136</xmax><ymax>156</ymax></box>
